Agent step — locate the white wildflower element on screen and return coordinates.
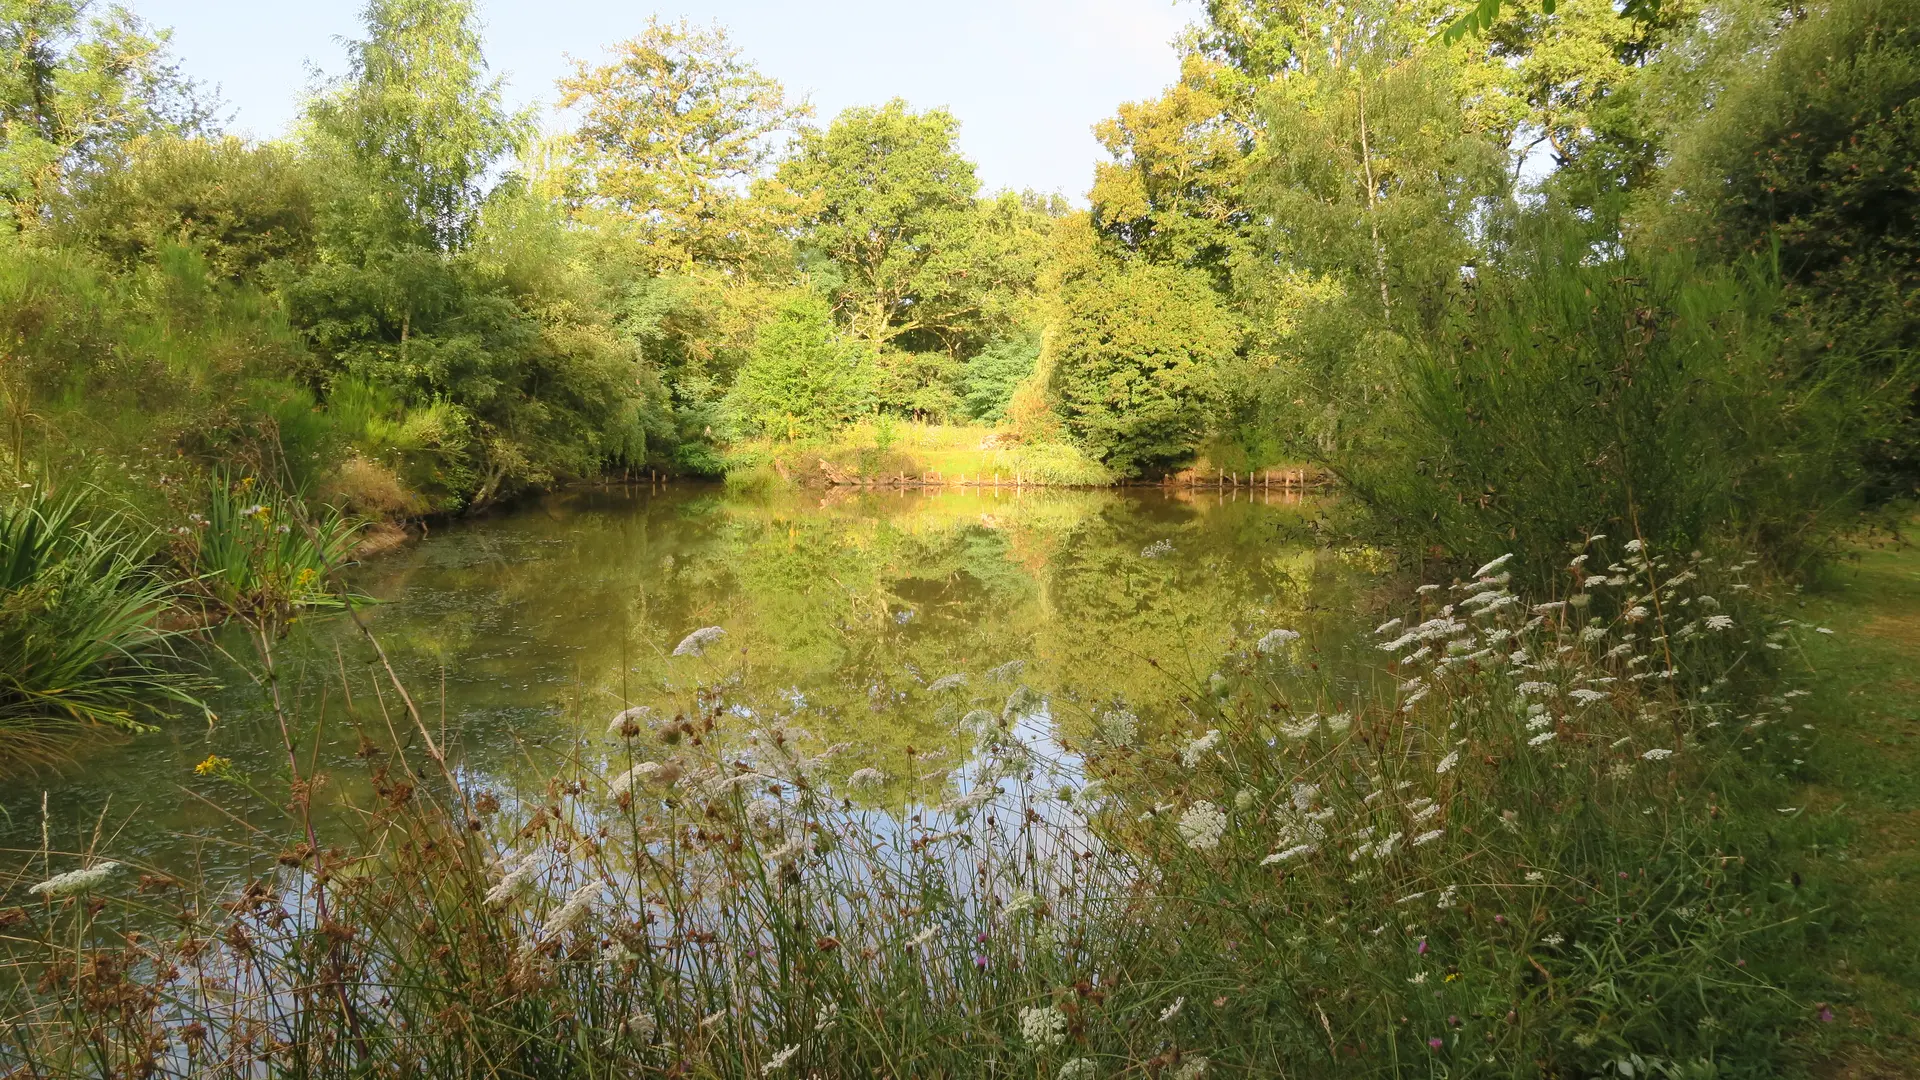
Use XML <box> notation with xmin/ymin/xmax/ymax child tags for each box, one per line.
<box><xmin>1625</xmin><ymin>605</ymin><xmax>1650</xmax><ymax>620</ymax></box>
<box><xmin>1180</xmin><ymin>729</ymin><xmax>1223</xmax><ymax>767</ymax></box>
<box><xmin>1528</xmin><ymin>730</ymin><xmax>1556</xmax><ymax>747</ymax></box>
<box><xmin>1542</xmin><ymin>933</ymin><xmax>1565</xmax><ymax>947</ymax></box>
<box><xmin>1177</xmin><ymin>801</ymin><xmax>1228</xmax><ymax>851</ymax></box>
<box><xmin>1408</xmin><ymin>972</ymin><xmax>1428</xmax><ymax>984</ymax></box>
<box><xmin>986</xmin><ymin>659</ymin><xmax>1027</xmax><ymax>682</ymax></box>
<box><xmin>1641</xmin><ymin>748</ymin><xmax>1675</xmax><ymax>761</ymax></box>
<box><xmin>1373</xmin><ymin>831</ymin><xmax>1404</xmax><ymax>858</ymax></box>
<box><xmin>1473</xmin><ymin>553</ymin><xmax>1515</xmax><ymax>578</ymax></box>
<box><xmin>1172</xmin><ymin>1055</ymin><xmax>1209</xmax><ymax>1080</ymax></box>
<box><xmin>485</xmin><ymin>852</ymin><xmax>538</xmax><ymax>907</ymax></box>
<box><xmin>1234</xmin><ymin>788</ymin><xmax>1256</xmax><ymax>811</ymax></box>
<box><xmin>1435</xmin><ymin>750</ymin><xmax>1460</xmax><ymax>775</ymax></box>
<box><xmin>1325</xmin><ymin>713</ymin><xmax>1352</xmax><ymax>734</ymax></box>
<box><xmin>1002</xmin><ymin>892</ymin><xmax>1044</xmax><ymax>920</ymax></box>
<box><xmin>1416</xmin><ymin>583</ymin><xmax>1442</xmax><ymax>595</ymax></box>
<box><xmin>1019</xmin><ymin>1005</ymin><xmax>1067</xmax><ymax>1048</ymax></box>
<box><xmin>1059</xmin><ymin>1058</ymin><xmax>1098</xmax><ymax>1080</ymax></box>
<box><xmin>1606</xmin><ymin>761</ymin><xmax>1633</xmax><ymax>781</ymax></box>
<box><xmin>1414</xmin><ymin>829</ymin><xmax>1445</xmax><ymax>846</ymax></box>
<box><xmin>1099</xmin><ymin>708</ymin><xmax>1139</xmax><ymax>747</ymax></box>
<box><xmin>1159</xmin><ymin>996</ymin><xmax>1185</xmax><ymax>1023</ymax></box>
<box><xmin>540</xmin><ymin>881</ymin><xmax>602</xmax><ymax>939</ymax></box>
<box><xmin>606</xmin><ymin>706</ymin><xmax>649</xmax><ymax>738</ymax></box>
<box><xmin>1291</xmin><ymin>782</ymin><xmax>1321</xmax><ymax>810</ymax></box>
<box><xmin>625</xmin><ymin>1011</ymin><xmax>658</xmax><ymax>1043</ymax></box>
<box><xmin>28</xmin><ymin>861</ymin><xmax>120</xmax><ymax>898</ymax></box>
<box><xmin>1568</xmin><ymin>593</ymin><xmax>1592</xmax><ymax>608</ymax></box>
<box><xmin>1262</xmin><ymin>843</ymin><xmax>1318</xmax><ymax>864</ymax></box>
<box><xmin>1515</xmin><ymin>681</ymin><xmax>1555</xmax><ymax>697</ymax></box>
<box><xmin>672</xmin><ymin>626</ymin><xmax>726</xmax><ymax>657</ymax></box>
<box><xmin>1375</xmin><ymin>617</ymin><xmax>1404</xmax><ymax>636</ymax></box>
<box><xmin>815</xmin><ymin>1001</ymin><xmax>841</xmax><ymax>1032</ymax></box>
<box><xmin>846</xmin><ymin>767</ymin><xmax>887</xmax><ymax>790</ymax></box>
<box><xmin>1525</xmin><ymin>871</ymin><xmax>1545</xmax><ymax>883</ymax></box>
<box><xmin>1705</xmin><ymin>615</ymin><xmax>1735</xmax><ymax>631</ymax></box>
<box><xmin>907</xmin><ymin>926</ymin><xmax>938</xmax><ymax>948</ymax></box>
<box><xmin>763</xmin><ymin>1044</ymin><xmax>800</xmax><ymax>1074</ymax></box>
<box><xmin>1412</xmin><ymin>802</ymin><xmax>1441</xmax><ymax>823</ymax></box>
<box><xmin>1257</xmin><ymin>628</ymin><xmax>1301</xmax><ymax>653</ymax></box>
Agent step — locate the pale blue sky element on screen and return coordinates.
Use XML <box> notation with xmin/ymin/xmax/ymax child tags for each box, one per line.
<box><xmin>131</xmin><ymin>0</ymin><xmax>1199</xmax><ymax>201</ymax></box>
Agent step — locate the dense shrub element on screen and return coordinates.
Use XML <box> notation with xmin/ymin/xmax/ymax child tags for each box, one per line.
<box><xmin>1332</xmin><ymin>213</ymin><xmax>1891</xmax><ymax>589</ymax></box>
<box><xmin>1649</xmin><ymin>0</ymin><xmax>1920</xmax><ymax>500</ymax></box>
<box><xmin>962</xmin><ymin>335</ymin><xmax>1040</xmax><ymax>424</ymax></box>
<box><xmin>1049</xmin><ymin>259</ymin><xmax>1239</xmax><ymax>476</ymax></box>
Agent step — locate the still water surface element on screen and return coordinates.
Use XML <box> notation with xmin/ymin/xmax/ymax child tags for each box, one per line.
<box><xmin>2</xmin><ymin>485</ymin><xmax>1373</xmax><ymax>884</ymax></box>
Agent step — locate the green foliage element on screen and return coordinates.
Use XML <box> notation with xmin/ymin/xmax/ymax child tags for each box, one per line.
<box><xmin>55</xmin><ymin>135</ymin><xmax>315</xmax><ymax>283</ymax></box>
<box><xmin>174</xmin><ymin>474</ymin><xmax>361</xmax><ymax>623</ymax></box>
<box><xmin>723</xmin><ymin>294</ymin><xmax>874</xmax><ymax>439</ymax></box>
<box><xmin>557</xmin><ymin>18</ymin><xmax>809</xmax><ymax>272</ymax></box>
<box><xmin>0</xmin><ymin>488</ymin><xmax>201</xmax><ymax>752</ymax></box>
<box><xmin>1649</xmin><ymin>0</ymin><xmax>1920</xmax><ymax>499</ymax></box>
<box><xmin>773</xmin><ymin>99</ymin><xmax>1052</xmax><ymax>371</ymax></box>
<box><xmin>0</xmin><ymin>0</ymin><xmax>209</xmax><ymax>231</ymax></box>
<box><xmin>1334</xmin><ymin>211</ymin><xmax>1887</xmax><ymax>587</ymax></box>
<box><xmin>961</xmin><ymin>336</ymin><xmax>1039</xmax><ymax>424</ymax></box>
<box><xmin>304</xmin><ymin>0</ymin><xmax>525</xmax><ymax>251</ymax></box>
<box><xmin>1050</xmin><ymin>258</ymin><xmax>1239</xmax><ymax>475</ymax></box>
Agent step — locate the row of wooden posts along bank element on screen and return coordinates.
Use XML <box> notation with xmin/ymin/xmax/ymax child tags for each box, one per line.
<box><xmin>614</xmin><ymin>466</ymin><xmax>1328</xmax><ymax>490</ymax></box>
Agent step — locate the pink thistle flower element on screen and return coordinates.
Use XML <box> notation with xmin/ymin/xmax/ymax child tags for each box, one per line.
<box><xmin>1417</xmin><ymin>939</ymin><xmax>1429</xmax><ymax>956</ymax></box>
<box><xmin>1428</xmin><ymin>1037</ymin><xmax>1444</xmax><ymax>1051</ymax></box>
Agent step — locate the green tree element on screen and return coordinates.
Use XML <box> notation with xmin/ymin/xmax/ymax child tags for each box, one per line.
<box><xmin>557</xmin><ymin>18</ymin><xmax>809</xmax><ymax>273</ymax></box>
<box><xmin>775</xmin><ymin>100</ymin><xmax>984</xmax><ymax>350</ymax></box>
<box><xmin>305</xmin><ymin>0</ymin><xmax>525</xmax><ymax>251</ymax></box>
<box><xmin>1049</xmin><ymin>255</ymin><xmax>1238</xmax><ymax>475</ymax></box>
<box><xmin>962</xmin><ymin>335</ymin><xmax>1040</xmax><ymax>424</ymax></box>
<box><xmin>723</xmin><ymin>294</ymin><xmax>874</xmax><ymax>440</ymax></box>
<box><xmin>0</xmin><ymin>0</ymin><xmax>207</xmax><ymax>231</ymax></box>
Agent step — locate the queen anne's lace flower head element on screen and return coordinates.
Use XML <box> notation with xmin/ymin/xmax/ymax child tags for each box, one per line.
<box><xmin>1019</xmin><ymin>1005</ymin><xmax>1067</xmax><ymax>1048</ymax></box>
<box><xmin>1177</xmin><ymin>801</ymin><xmax>1228</xmax><ymax>850</ymax></box>
<box><xmin>672</xmin><ymin>626</ymin><xmax>726</xmax><ymax>657</ymax></box>
<box><xmin>28</xmin><ymin>861</ymin><xmax>120</xmax><ymax>898</ymax></box>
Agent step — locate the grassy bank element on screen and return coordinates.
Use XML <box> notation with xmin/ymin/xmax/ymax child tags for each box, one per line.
<box><xmin>721</xmin><ymin>421</ymin><xmax>1324</xmax><ymax>491</ymax></box>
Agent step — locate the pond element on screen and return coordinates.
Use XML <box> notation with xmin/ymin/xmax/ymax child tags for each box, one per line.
<box><xmin>1</xmin><ymin>484</ymin><xmax>1380</xmax><ymax>886</ymax></box>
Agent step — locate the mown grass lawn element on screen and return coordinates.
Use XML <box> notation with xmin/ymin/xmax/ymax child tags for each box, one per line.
<box><xmin>1792</xmin><ymin>534</ymin><xmax>1920</xmax><ymax>1076</ymax></box>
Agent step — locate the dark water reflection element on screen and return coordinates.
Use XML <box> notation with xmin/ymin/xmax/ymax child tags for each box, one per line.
<box><xmin>1</xmin><ymin>484</ymin><xmax>1378</xmax><ymax>887</ymax></box>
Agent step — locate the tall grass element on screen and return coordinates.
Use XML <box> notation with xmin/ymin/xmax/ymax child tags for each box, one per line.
<box><xmin>0</xmin><ymin>540</ymin><xmax>1833</xmax><ymax>1077</ymax></box>
<box><xmin>0</xmin><ymin>491</ymin><xmax>204</xmax><ymax>756</ymax></box>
